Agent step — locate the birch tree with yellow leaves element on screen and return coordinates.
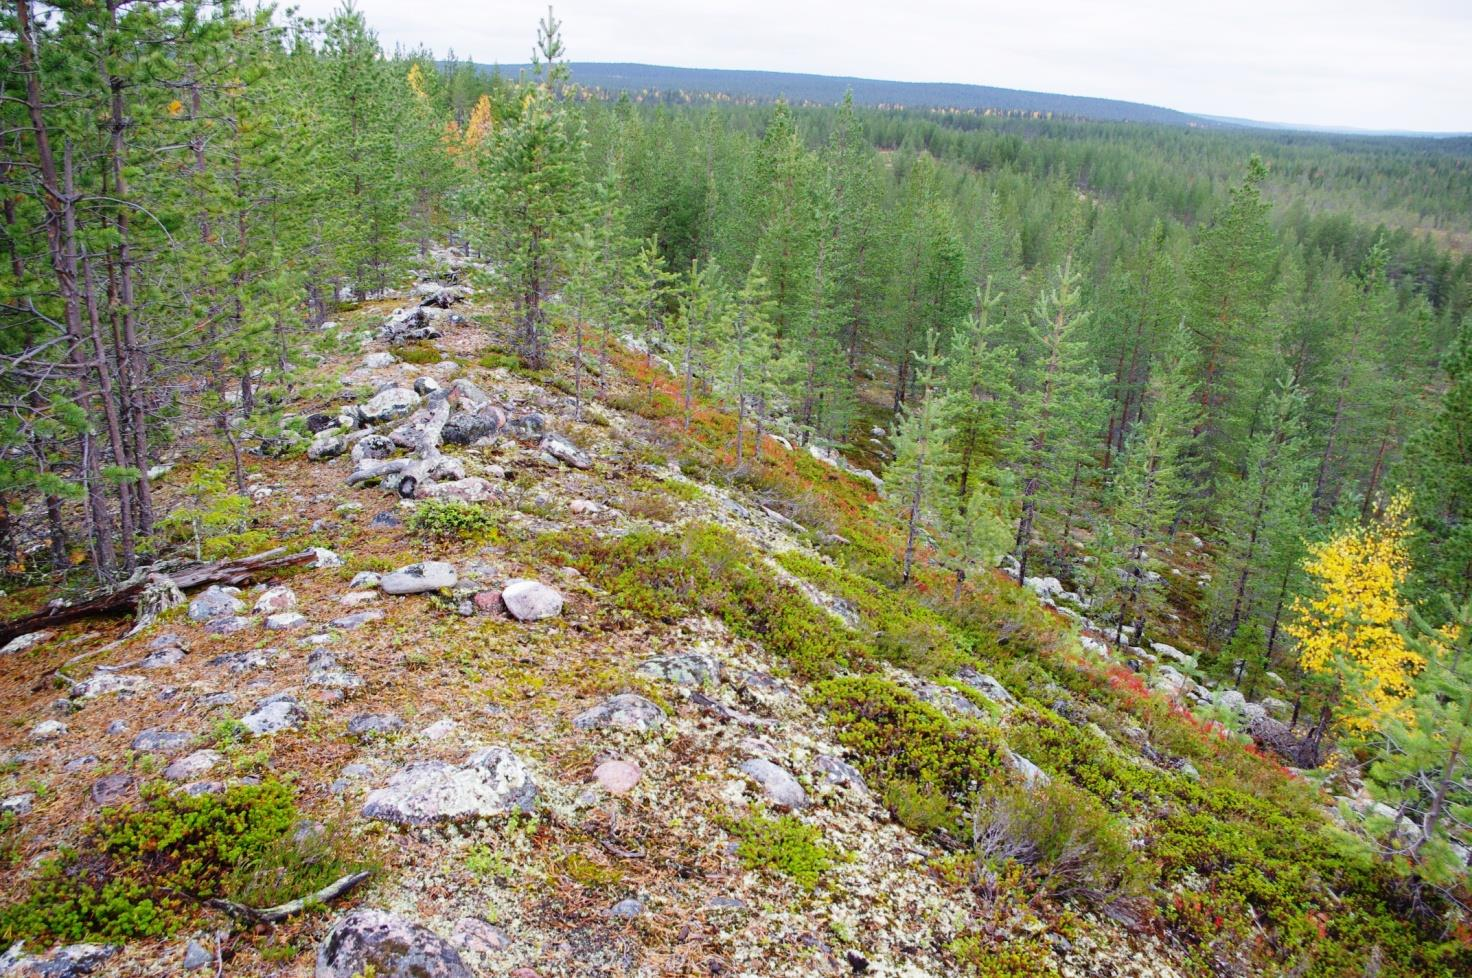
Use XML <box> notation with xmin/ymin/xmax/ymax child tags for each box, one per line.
<box><xmin>1287</xmin><ymin>493</ymin><xmax>1421</xmax><ymax>731</ymax></box>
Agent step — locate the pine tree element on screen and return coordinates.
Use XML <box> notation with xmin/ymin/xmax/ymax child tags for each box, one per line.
<box><xmin>674</xmin><ymin>258</ymin><xmax>726</xmax><ymax>430</ymax></box>
<box><xmin>475</xmin><ymin>9</ymin><xmax>585</xmax><ymax>369</ymax></box>
<box><xmin>884</xmin><ymin>329</ymin><xmax>955</xmax><ymax>585</ymax></box>
<box><xmin>942</xmin><ymin>281</ymin><xmax>1015</xmax><ymax>511</ymax></box>
<box><xmin>1401</xmin><ymin>315</ymin><xmax>1472</xmax><ymax>611</ymax></box>
<box><xmin>1358</xmin><ymin>594</ymin><xmax>1472</xmax><ymax>872</ymax></box>
<box><xmin>720</xmin><ymin>262</ymin><xmax>776</xmax><ymax>467</ymax></box>
<box><xmin>1106</xmin><ymin>323</ymin><xmax>1201</xmax><ymax>645</ymax></box>
<box><xmin>1184</xmin><ymin>156</ymin><xmax>1278</xmax><ymax>486</ymax></box>
<box><xmin>1011</xmin><ymin>257</ymin><xmax>1103</xmax><ymax>584</ymax></box>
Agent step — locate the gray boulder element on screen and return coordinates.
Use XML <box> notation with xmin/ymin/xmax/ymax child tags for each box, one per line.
<box><xmin>635</xmin><ymin>653</ymin><xmax>719</xmax><ymax>687</ymax></box>
<box><xmin>739</xmin><ymin>758</ymin><xmax>807</xmax><ymax>810</ymax></box>
<box><xmin>954</xmin><ymin>668</ymin><xmax>1016</xmax><ymax>707</ymax></box>
<box><xmin>381</xmin><ymin>561</ymin><xmax>457</xmax><ymax>595</ymax></box>
<box><xmin>188</xmin><ymin>586</ymin><xmax>243</xmax><ymax>621</ymax></box>
<box><xmin>442</xmin><ymin>405</ymin><xmax>507</xmax><ymax>446</ymax></box>
<box><xmin>316</xmin><ymin>909</ymin><xmax>472</xmax><ymax>978</ymax></box>
<box><xmin>242</xmin><ymin>697</ymin><xmax>305</xmax><ymax>736</ymax></box>
<box><xmin>308</xmin><ymin>433</ymin><xmax>346</xmax><ymax>461</ymax></box>
<box><xmin>131</xmin><ymin>729</ymin><xmax>195</xmax><ymax>753</ymax></box>
<box><xmin>540</xmin><ymin>433</ymin><xmax>591</xmax><ymax>469</ymax></box>
<box><xmin>500</xmin><ymin>579</ymin><xmax>563</xmax><ymax>621</ymax></box>
<box><xmin>573</xmin><ymin>694</ymin><xmax>666</xmax><ymax>733</ymax></box>
<box><xmin>362</xmin><ymin>748</ymin><xmax>536</xmax><ymax>825</ymax></box>
<box><xmin>359</xmin><ymin>387</ymin><xmax>421</xmax><ymax>424</ymax></box>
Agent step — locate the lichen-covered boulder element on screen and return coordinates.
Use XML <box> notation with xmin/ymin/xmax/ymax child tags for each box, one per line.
<box><xmin>316</xmin><ymin>909</ymin><xmax>472</xmax><ymax>978</ymax></box>
<box><xmin>500</xmin><ymin>579</ymin><xmax>563</xmax><ymax>621</ymax></box>
<box><xmin>573</xmin><ymin>694</ymin><xmax>665</xmax><ymax>733</ymax></box>
<box><xmin>362</xmin><ymin>748</ymin><xmax>536</xmax><ymax>825</ymax></box>
<box><xmin>381</xmin><ymin>561</ymin><xmax>457</xmax><ymax>595</ymax></box>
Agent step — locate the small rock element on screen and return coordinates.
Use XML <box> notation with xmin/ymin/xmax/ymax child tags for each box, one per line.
<box><xmin>315</xmin><ymin>908</ymin><xmax>472</xmax><ymax>978</ymax></box>
<box><xmin>381</xmin><ymin>561</ymin><xmax>457</xmax><ymax>595</ymax></box>
<box><xmin>131</xmin><ymin>728</ymin><xmax>195</xmax><ymax>753</ymax></box>
<box><xmin>90</xmin><ymin>774</ymin><xmax>134</xmax><ymax>806</ymax></box>
<box><xmin>349</xmin><ymin>571</ymin><xmax>382</xmax><ymax>589</ymax></box>
<box><xmin>188</xmin><ymin>585</ymin><xmax>244</xmax><ymax>621</ymax></box>
<box><xmin>500</xmin><ymin>579</ymin><xmax>563</xmax><ymax>621</ymax></box>
<box><xmin>264</xmin><ymin>611</ymin><xmax>310</xmax><ymax>631</ymax></box>
<box><xmin>607</xmin><ymin>898</ymin><xmax>644</xmax><ymax>919</ymax></box>
<box><xmin>738</xmin><ymin>758</ymin><xmax>807</xmax><ymax>810</ymax></box>
<box><xmin>254</xmin><ymin>586</ymin><xmax>298</xmax><ymax>615</ymax></box>
<box><xmin>363</xmin><ymin>351</ymin><xmax>399</xmax><ymax>369</ymax></box>
<box><xmin>3</xmin><ymin>942</ymin><xmax>120</xmax><ymax>977</ymax></box>
<box><xmin>593</xmin><ymin>760</ymin><xmax>641</xmax><ymax>794</ymax></box>
<box><xmin>63</xmin><ymin>755</ymin><xmax>98</xmax><ymax>772</ymax></box>
<box><xmin>635</xmin><ymin>652</ymin><xmax>719</xmax><ymax>687</ymax></box>
<box><xmin>539</xmin><ymin>433</ymin><xmax>591</xmax><ymax>469</ymax></box>
<box><xmin>165</xmin><ymin>750</ymin><xmax>223</xmax><ymax>782</ymax></box>
<box><xmin>471</xmin><ymin>590</ymin><xmax>503</xmax><ymax>614</ymax></box>
<box><xmin>183</xmin><ymin>939</ymin><xmax>213</xmax><ymax>971</ymax></box>
<box><xmin>241</xmin><ymin>698</ymin><xmax>305</xmax><ymax>736</ymax></box>
<box><xmin>954</xmin><ymin>668</ymin><xmax>1016</xmax><ymax>707</ymax></box>
<box><xmin>573</xmin><ymin>694</ymin><xmax>666</xmax><ymax>733</ymax></box>
<box><xmin>348</xmin><ymin>713</ymin><xmax>404</xmax><ymax>738</ymax></box>
<box><xmin>31</xmin><ymin>720</ymin><xmax>67</xmax><ymax>743</ymax></box>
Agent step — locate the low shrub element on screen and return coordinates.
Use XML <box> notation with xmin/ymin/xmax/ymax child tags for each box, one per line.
<box><xmin>728</xmin><ymin>813</ymin><xmax>837</xmax><ymax>890</ymax></box>
<box><xmin>970</xmin><ymin>778</ymin><xmax>1142</xmax><ymax>911</ymax></box>
<box><xmin>816</xmin><ymin>676</ymin><xmax>1005</xmax><ymax>826</ymax></box>
<box><xmin>396</xmin><ymin>342</ymin><xmax>441</xmax><ymax>365</ymax></box>
<box><xmin>0</xmin><ymin>779</ymin><xmax>372</xmax><ymax>942</ymax></box>
<box><xmin>406</xmin><ymin>498</ymin><xmax>501</xmax><ymax>542</ymax></box>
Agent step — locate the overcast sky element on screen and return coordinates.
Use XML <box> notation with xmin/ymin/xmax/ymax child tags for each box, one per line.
<box><xmin>290</xmin><ymin>1</ymin><xmax>1471</xmax><ymax>133</ymax></box>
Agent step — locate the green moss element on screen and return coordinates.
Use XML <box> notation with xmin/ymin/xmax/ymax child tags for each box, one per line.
<box><xmin>728</xmin><ymin>813</ymin><xmax>837</xmax><ymax>890</ymax></box>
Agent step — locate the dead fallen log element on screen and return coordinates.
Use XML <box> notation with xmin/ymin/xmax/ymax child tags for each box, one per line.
<box><xmin>204</xmin><ymin>870</ymin><xmax>372</xmax><ymax>925</ymax></box>
<box><xmin>0</xmin><ymin>548</ymin><xmax>316</xmax><ymax>646</ymax></box>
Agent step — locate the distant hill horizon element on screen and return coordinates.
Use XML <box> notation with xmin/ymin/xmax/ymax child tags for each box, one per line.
<box><xmin>480</xmin><ymin>61</ymin><xmax>1469</xmax><ymax>138</ymax></box>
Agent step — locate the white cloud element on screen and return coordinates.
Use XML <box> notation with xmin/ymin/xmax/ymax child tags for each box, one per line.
<box><xmin>291</xmin><ymin>0</ymin><xmax>1472</xmax><ymax>132</ymax></box>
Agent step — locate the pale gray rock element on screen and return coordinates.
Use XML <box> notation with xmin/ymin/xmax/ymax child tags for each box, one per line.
<box><xmin>1006</xmin><ymin>750</ymin><xmax>1051</xmax><ymax>789</ymax></box>
<box><xmin>539</xmin><ymin>433</ymin><xmax>591</xmax><ymax>469</ymax></box>
<box><xmin>1</xmin><ymin>630</ymin><xmax>53</xmax><ymax>656</ymax></box>
<box><xmin>1</xmin><ymin>794</ymin><xmax>34</xmax><ymax>816</ymax></box>
<box><xmin>500</xmin><ymin>579</ymin><xmax>563</xmax><ymax>621</ymax></box>
<box><xmin>316</xmin><ymin>909</ymin><xmax>472</xmax><ymax>978</ymax></box>
<box><xmin>254</xmin><ymin>586</ymin><xmax>298</xmax><ymax>615</ymax></box>
<box><xmin>363</xmin><ymin>351</ymin><xmax>398</xmax><ymax>369</ymax></box>
<box><xmin>381</xmin><ymin>561</ymin><xmax>457</xmax><ymax>595</ymax></box>
<box><xmin>331</xmin><ymin>610</ymin><xmax>384</xmax><ymax>630</ymax></box>
<box><xmin>635</xmin><ymin>653</ymin><xmax>719</xmax><ymax>687</ymax></box>
<box><xmin>359</xmin><ymin>387</ymin><xmax>420</xmax><ymax>424</ymax></box>
<box><xmin>573</xmin><ymin>694</ymin><xmax>665</xmax><ymax>733</ymax></box>
<box><xmin>131</xmin><ymin>729</ymin><xmax>195</xmax><ymax>753</ymax></box>
<box><xmin>739</xmin><ymin>758</ymin><xmax>807</xmax><ymax>810</ymax></box>
<box><xmin>72</xmin><ymin>673</ymin><xmax>148</xmax><ymax>700</ymax></box>
<box><xmin>955</xmin><ymin>668</ymin><xmax>1016</xmax><ymax>707</ymax></box>
<box><xmin>189</xmin><ymin>585</ymin><xmax>243</xmax><ymax>621</ymax></box>
<box><xmin>183</xmin><ymin>940</ymin><xmax>213</xmax><ymax>971</ymax></box>
<box><xmin>241</xmin><ymin>698</ymin><xmax>305</xmax><ymax>736</ymax></box>
<box><xmin>165</xmin><ymin>750</ymin><xmax>223</xmax><ymax>782</ymax></box>
<box><xmin>362</xmin><ymin>748</ymin><xmax>536</xmax><ymax>825</ymax></box>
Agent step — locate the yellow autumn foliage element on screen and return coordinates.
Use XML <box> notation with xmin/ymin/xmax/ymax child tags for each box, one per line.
<box><xmin>1287</xmin><ymin>492</ymin><xmax>1421</xmax><ymax>729</ymax></box>
<box><xmin>465</xmin><ymin>94</ymin><xmax>495</xmax><ymax>146</ymax></box>
<box><xmin>407</xmin><ymin>63</ymin><xmax>429</xmax><ymax>100</ymax></box>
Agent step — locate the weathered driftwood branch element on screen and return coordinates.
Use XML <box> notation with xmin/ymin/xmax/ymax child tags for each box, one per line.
<box><xmin>204</xmin><ymin>871</ymin><xmax>372</xmax><ymax>925</ymax></box>
<box><xmin>0</xmin><ymin>548</ymin><xmax>316</xmax><ymax>645</ymax></box>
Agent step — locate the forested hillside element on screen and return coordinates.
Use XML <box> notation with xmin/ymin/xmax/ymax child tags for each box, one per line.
<box><xmin>2</xmin><ymin>3</ymin><xmax>1471</xmax><ymax>978</ymax></box>
<box><xmin>492</xmin><ymin>61</ymin><xmax>1210</xmax><ymax>125</ymax></box>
